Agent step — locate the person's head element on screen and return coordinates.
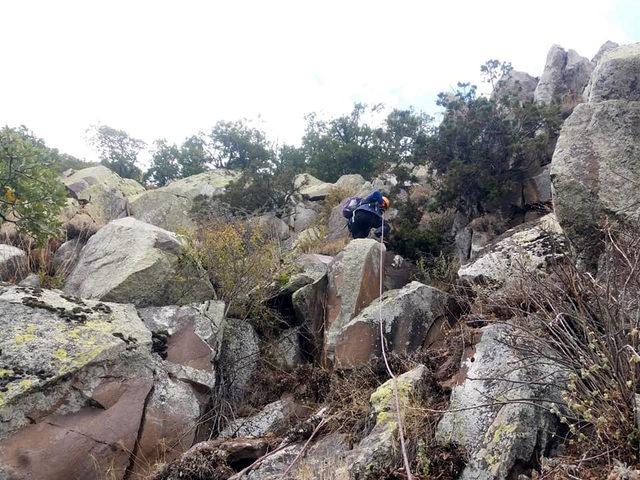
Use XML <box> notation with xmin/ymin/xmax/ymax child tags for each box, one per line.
<box><xmin>381</xmin><ymin>196</ymin><xmax>390</xmax><ymax>210</ymax></box>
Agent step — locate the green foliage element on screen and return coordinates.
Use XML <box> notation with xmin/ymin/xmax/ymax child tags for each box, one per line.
<box><xmin>429</xmin><ymin>78</ymin><xmax>562</xmax><ymax>213</ymax></box>
<box><xmin>179</xmin><ymin>135</ymin><xmax>211</xmax><ymax>177</ymax></box>
<box><xmin>88</xmin><ymin>124</ymin><xmax>145</xmax><ymax>180</ymax></box>
<box><xmin>0</xmin><ymin>126</ymin><xmax>67</xmax><ymax>243</ymax></box>
<box><xmin>209</xmin><ymin>120</ymin><xmax>273</xmax><ymax>171</ymax></box>
<box><xmin>480</xmin><ymin>59</ymin><xmax>513</xmax><ymax>89</ymax></box>
<box><xmin>144</xmin><ymin>140</ymin><xmax>181</xmax><ymax>187</ymax></box>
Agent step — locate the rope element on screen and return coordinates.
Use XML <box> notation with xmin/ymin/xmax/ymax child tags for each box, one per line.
<box><xmin>378</xmin><ymin>213</ymin><xmax>414</xmax><ymax>480</ymax></box>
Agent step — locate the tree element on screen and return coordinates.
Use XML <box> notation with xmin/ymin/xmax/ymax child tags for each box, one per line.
<box><xmin>88</xmin><ymin>125</ymin><xmax>145</xmax><ymax>180</ymax></box>
<box><xmin>145</xmin><ymin>140</ymin><xmax>181</xmax><ymax>187</ymax></box>
<box><xmin>178</xmin><ymin>135</ymin><xmax>211</xmax><ymax>177</ymax></box>
<box><xmin>0</xmin><ymin>126</ymin><xmax>67</xmax><ymax>243</ymax></box>
<box><xmin>301</xmin><ymin>104</ymin><xmax>380</xmax><ymax>182</ymax></box>
<box><xmin>377</xmin><ymin>108</ymin><xmax>433</xmax><ymax>172</ymax></box>
<box><xmin>480</xmin><ymin>59</ymin><xmax>513</xmax><ymax>90</ymax></box>
<box><xmin>209</xmin><ymin>120</ymin><xmax>273</xmax><ymax>171</ymax></box>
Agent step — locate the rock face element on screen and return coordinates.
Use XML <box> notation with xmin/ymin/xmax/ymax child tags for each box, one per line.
<box><xmin>129</xmin><ymin>169</ymin><xmax>239</xmax><ymax>232</ymax></box>
<box><xmin>324</xmin><ymin>239</ymin><xmax>384</xmax><ymax>364</ymax></box>
<box><xmin>65</xmin><ymin>217</ymin><xmax>214</xmax><ymax>306</ymax></box>
<box><xmin>333</xmin><ymin>281</ymin><xmax>450</xmax><ymax>368</ymax></box>
<box><xmin>219</xmin><ymin>319</ymin><xmax>260</xmax><ymax>401</ymax></box>
<box><xmin>137</xmin><ymin>301</ymin><xmax>225</xmax><ymax>387</ymax></box>
<box><xmin>61</xmin><ymin>166</ymin><xmax>145</xmax><ymax>227</ymax></box>
<box><xmin>493</xmin><ymin>70</ymin><xmax>538</xmax><ymax>103</ymax></box>
<box><xmin>220</xmin><ymin>396</ymin><xmax>304</xmax><ymax>438</ymax></box>
<box><xmin>458</xmin><ymin>214</ymin><xmax>566</xmax><ymax>284</ymax></box>
<box><xmin>0</xmin><ymin>245</ymin><xmax>27</xmax><ymax>282</ymax></box>
<box><xmin>0</xmin><ymin>285</ymin><xmax>153</xmax><ymax>480</ymax></box>
<box><xmin>534</xmin><ymin>44</ymin><xmax>593</xmax><ymax>108</ymax></box>
<box><xmin>52</xmin><ymin>238</ymin><xmax>84</xmax><ymax>277</ymax></box>
<box><xmin>437</xmin><ymin>324</ymin><xmax>563</xmax><ymax>480</ymax></box>
<box><xmin>551</xmin><ymin>43</ymin><xmax>640</xmax><ymax>267</ymax></box>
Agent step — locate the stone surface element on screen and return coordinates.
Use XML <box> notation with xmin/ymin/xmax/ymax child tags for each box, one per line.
<box><xmin>334</xmin><ymin>174</ymin><xmax>368</xmax><ymax>194</ymax></box>
<box><xmin>586</xmin><ymin>43</ymin><xmax>640</xmax><ymax>102</ymax></box>
<box><xmin>61</xmin><ymin>165</ymin><xmax>145</xmax><ymax>226</ymax></box>
<box><xmin>458</xmin><ymin>214</ymin><xmax>566</xmax><ymax>284</ymax></box>
<box><xmin>220</xmin><ymin>396</ymin><xmax>303</xmax><ymax>438</ymax></box>
<box><xmin>592</xmin><ymin>40</ymin><xmax>620</xmax><ymax>64</ymax></box>
<box><xmin>523</xmin><ymin>164</ymin><xmax>552</xmax><ymax>206</ymax></box>
<box><xmin>324</xmin><ymin>239</ymin><xmax>384</xmax><ymax>364</ymax></box>
<box><xmin>65</xmin><ymin>217</ymin><xmax>214</xmax><ymax>306</ymax></box>
<box><xmin>292</xmin><ymin>270</ymin><xmax>328</xmax><ymax>363</ymax></box>
<box><xmin>534</xmin><ymin>45</ymin><xmax>593</xmax><ymax>108</ymax></box>
<box><xmin>137</xmin><ymin>301</ymin><xmax>225</xmax><ymax>387</ymax></box>
<box><xmin>52</xmin><ymin>238</ymin><xmax>84</xmax><ymax>278</ymax></box>
<box><xmin>289</xmin><ymin>202</ymin><xmax>320</xmax><ymax>233</ymax></box>
<box><xmin>219</xmin><ymin>319</ymin><xmax>260</xmax><ymax>401</ymax></box>
<box><xmin>271</xmin><ymin>327</ymin><xmax>305</xmax><ymax>369</ymax></box>
<box><xmin>551</xmin><ymin>99</ymin><xmax>640</xmax><ymax>266</ymax></box>
<box><xmin>18</xmin><ymin>273</ymin><xmax>40</xmax><ymax>288</ymax></box>
<box><xmin>333</xmin><ymin>281</ymin><xmax>450</xmax><ymax>368</ymax></box>
<box><xmin>493</xmin><ymin>70</ymin><xmax>538</xmax><ymax>103</ymax></box>
<box><xmin>0</xmin><ymin>284</ymin><xmax>154</xmax><ymax>479</ymax></box>
<box><xmin>295</xmin><ymin>173</ymin><xmax>333</xmax><ymax>201</ymax></box>
<box><xmin>437</xmin><ymin>324</ymin><xmax>563</xmax><ymax>480</ymax></box>
<box><xmin>0</xmin><ymin>245</ymin><xmax>27</xmax><ymax>282</ymax></box>
<box><xmin>250</xmin><ymin>213</ymin><xmax>291</xmax><ymax>241</ymax></box>
<box><xmin>129</xmin><ymin>169</ymin><xmax>239</xmax><ymax>231</ymax></box>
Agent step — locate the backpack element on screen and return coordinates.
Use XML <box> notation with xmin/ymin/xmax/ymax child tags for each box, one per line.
<box><xmin>341</xmin><ymin>196</ymin><xmax>362</xmax><ymax>219</ymax></box>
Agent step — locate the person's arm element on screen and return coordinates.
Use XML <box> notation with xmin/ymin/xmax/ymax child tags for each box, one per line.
<box><xmin>373</xmin><ymin>220</ymin><xmax>390</xmax><ymax>238</ymax></box>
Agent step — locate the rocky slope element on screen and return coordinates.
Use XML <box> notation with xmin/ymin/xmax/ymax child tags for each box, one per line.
<box><xmin>0</xmin><ymin>40</ymin><xmax>638</xmax><ymax>480</ymax></box>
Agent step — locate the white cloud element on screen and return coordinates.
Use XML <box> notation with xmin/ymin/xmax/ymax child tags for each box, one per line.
<box><xmin>0</xmin><ymin>0</ymin><xmax>634</xmax><ymax>162</ymax></box>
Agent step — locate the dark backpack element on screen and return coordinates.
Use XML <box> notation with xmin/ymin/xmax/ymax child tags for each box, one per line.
<box><xmin>341</xmin><ymin>196</ymin><xmax>362</xmax><ymax>219</ymax></box>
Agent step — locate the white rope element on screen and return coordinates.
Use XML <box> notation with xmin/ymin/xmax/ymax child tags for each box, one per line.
<box><xmin>378</xmin><ymin>213</ymin><xmax>414</xmax><ymax>480</ymax></box>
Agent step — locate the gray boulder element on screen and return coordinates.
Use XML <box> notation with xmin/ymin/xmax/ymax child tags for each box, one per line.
<box><xmin>61</xmin><ymin>166</ymin><xmax>145</xmax><ymax>226</ymax></box>
<box><xmin>591</xmin><ymin>40</ymin><xmax>620</xmax><ymax>65</ymax></box>
<box><xmin>270</xmin><ymin>327</ymin><xmax>305</xmax><ymax>369</ymax></box>
<box><xmin>219</xmin><ymin>319</ymin><xmax>260</xmax><ymax>401</ymax></box>
<box><xmin>552</xmin><ymin>44</ymin><xmax>640</xmax><ymax>267</ymax></box>
<box><xmin>0</xmin><ymin>245</ymin><xmax>27</xmax><ymax>282</ymax></box>
<box><xmin>295</xmin><ymin>173</ymin><xmax>333</xmax><ymax>201</ymax></box>
<box><xmin>458</xmin><ymin>214</ymin><xmax>566</xmax><ymax>284</ymax></box>
<box><xmin>324</xmin><ymin>239</ymin><xmax>384</xmax><ymax>364</ymax></box>
<box><xmin>0</xmin><ymin>285</ymin><xmax>153</xmax><ymax>480</ymax></box>
<box><xmin>523</xmin><ymin>164</ymin><xmax>552</xmax><ymax>206</ymax></box>
<box><xmin>534</xmin><ymin>44</ymin><xmax>593</xmax><ymax>108</ymax></box>
<box><xmin>333</xmin><ymin>281</ymin><xmax>450</xmax><ymax>368</ymax></box>
<box><xmin>437</xmin><ymin>324</ymin><xmax>563</xmax><ymax>480</ymax></box>
<box><xmin>129</xmin><ymin>169</ymin><xmax>239</xmax><ymax>231</ymax></box>
<box><xmin>220</xmin><ymin>396</ymin><xmax>304</xmax><ymax>438</ymax></box>
<box><xmin>65</xmin><ymin>217</ymin><xmax>214</xmax><ymax>306</ymax></box>
<box><xmin>492</xmin><ymin>70</ymin><xmax>538</xmax><ymax>104</ymax></box>
<box><xmin>52</xmin><ymin>238</ymin><xmax>84</xmax><ymax>277</ymax></box>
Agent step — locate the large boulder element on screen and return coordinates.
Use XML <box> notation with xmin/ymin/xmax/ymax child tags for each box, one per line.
<box><xmin>492</xmin><ymin>70</ymin><xmax>538</xmax><ymax>104</ymax></box>
<box><xmin>0</xmin><ymin>245</ymin><xmax>28</xmax><ymax>282</ymax></box>
<box><xmin>0</xmin><ymin>285</ymin><xmax>153</xmax><ymax>480</ymax></box>
<box><xmin>61</xmin><ymin>166</ymin><xmax>145</xmax><ymax>226</ymax></box>
<box><xmin>294</xmin><ymin>173</ymin><xmax>333</xmax><ymax>201</ymax></box>
<box><xmin>218</xmin><ymin>319</ymin><xmax>260</xmax><ymax>401</ymax></box>
<box><xmin>324</xmin><ymin>239</ymin><xmax>384</xmax><ymax>364</ymax></box>
<box><xmin>458</xmin><ymin>214</ymin><xmax>566</xmax><ymax>284</ymax></box>
<box><xmin>437</xmin><ymin>324</ymin><xmax>563</xmax><ymax>480</ymax></box>
<box><xmin>551</xmin><ymin>43</ymin><xmax>640</xmax><ymax>267</ymax></box>
<box><xmin>137</xmin><ymin>301</ymin><xmax>225</xmax><ymax>388</ymax></box>
<box><xmin>65</xmin><ymin>217</ymin><xmax>214</xmax><ymax>306</ymax></box>
<box><xmin>129</xmin><ymin>169</ymin><xmax>239</xmax><ymax>232</ymax></box>
<box><xmin>220</xmin><ymin>396</ymin><xmax>306</xmax><ymax>438</ymax></box>
<box><xmin>534</xmin><ymin>45</ymin><xmax>593</xmax><ymax>109</ymax></box>
<box><xmin>333</xmin><ymin>281</ymin><xmax>451</xmax><ymax>368</ymax></box>
<box><xmin>292</xmin><ymin>265</ymin><xmax>329</xmax><ymax>362</ymax></box>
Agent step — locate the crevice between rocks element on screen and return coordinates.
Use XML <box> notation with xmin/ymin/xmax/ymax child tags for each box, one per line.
<box><xmin>123</xmin><ymin>382</ymin><xmax>155</xmax><ymax>480</ymax></box>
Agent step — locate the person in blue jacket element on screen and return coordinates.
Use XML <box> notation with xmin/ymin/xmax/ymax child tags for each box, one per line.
<box><xmin>347</xmin><ymin>190</ymin><xmax>391</xmax><ymax>239</ymax></box>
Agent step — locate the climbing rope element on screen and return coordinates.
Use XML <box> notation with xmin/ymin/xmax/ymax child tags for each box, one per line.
<box><xmin>378</xmin><ymin>214</ymin><xmax>414</xmax><ymax>480</ymax></box>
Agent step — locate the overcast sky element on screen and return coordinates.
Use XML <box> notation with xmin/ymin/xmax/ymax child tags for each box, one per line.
<box><xmin>1</xmin><ymin>0</ymin><xmax>638</xmax><ymax>163</ymax></box>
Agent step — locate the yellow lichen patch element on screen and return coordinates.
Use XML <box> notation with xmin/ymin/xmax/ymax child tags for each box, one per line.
<box><xmin>0</xmin><ymin>368</ymin><xmax>13</xmax><ymax>378</ymax></box>
<box><xmin>54</xmin><ymin>349</ymin><xmax>69</xmax><ymax>361</ymax></box>
<box><xmin>25</xmin><ymin>325</ymin><xmax>36</xmax><ymax>335</ymax></box>
<box><xmin>15</xmin><ymin>333</ymin><xmax>36</xmax><ymax>345</ymax></box>
<box><xmin>369</xmin><ymin>379</ymin><xmax>415</xmax><ymax>424</ymax></box>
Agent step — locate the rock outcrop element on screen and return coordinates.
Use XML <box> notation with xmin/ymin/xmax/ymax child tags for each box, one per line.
<box><xmin>493</xmin><ymin>70</ymin><xmax>538</xmax><ymax>104</ymax></box>
<box><xmin>437</xmin><ymin>324</ymin><xmax>564</xmax><ymax>480</ymax></box>
<box><xmin>324</xmin><ymin>239</ymin><xmax>384</xmax><ymax>364</ymax></box>
<box><xmin>219</xmin><ymin>319</ymin><xmax>260</xmax><ymax>401</ymax></box>
<box><xmin>333</xmin><ymin>281</ymin><xmax>450</xmax><ymax>368</ymax></box>
<box><xmin>65</xmin><ymin>217</ymin><xmax>214</xmax><ymax>306</ymax></box>
<box><xmin>0</xmin><ymin>285</ymin><xmax>153</xmax><ymax>480</ymax></box>
<box><xmin>0</xmin><ymin>245</ymin><xmax>27</xmax><ymax>282</ymax></box>
<box><xmin>551</xmin><ymin>43</ymin><xmax>640</xmax><ymax>267</ymax></box>
<box><xmin>61</xmin><ymin>166</ymin><xmax>145</xmax><ymax>230</ymax></box>
<box><xmin>129</xmin><ymin>169</ymin><xmax>239</xmax><ymax>232</ymax></box>
<box><xmin>458</xmin><ymin>214</ymin><xmax>566</xmax><ymax>284</ymax></box>
<box><xmin>534</xmin><ymin>44</ymin><xmax>593</xmax><ymax>108</ymax></box>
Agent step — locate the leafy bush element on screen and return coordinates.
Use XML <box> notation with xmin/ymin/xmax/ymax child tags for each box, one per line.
<box><xmin>0</xmin><ymin>126</ymin><xmax>68</xmax><ymax>244</ymax></box>
<box><xmin>182</xmin><ymin>218</ymin><xmax>290</xmax><ymax>319</ymax></box>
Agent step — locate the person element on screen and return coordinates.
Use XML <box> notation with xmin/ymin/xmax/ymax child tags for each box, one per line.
<box><xmin>346</xmin><ymin>190</ymin><xmax>391</xmax><ymax>239</ymax></box>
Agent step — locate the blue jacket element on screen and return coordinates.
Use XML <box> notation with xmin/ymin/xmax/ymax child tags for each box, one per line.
<box><xmin>354</xmin><ymin>191</ymin><xmax>385</xmax><ymax>218</ymax></box>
